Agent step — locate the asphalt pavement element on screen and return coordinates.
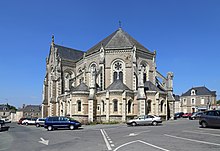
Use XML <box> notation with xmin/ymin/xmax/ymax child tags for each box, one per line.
<box><xmin>1</xmin><ymin>118</ymin><xmax>220</xmax><ymax>151</ymax></box>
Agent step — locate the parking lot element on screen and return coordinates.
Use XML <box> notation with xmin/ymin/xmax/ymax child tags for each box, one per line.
<box><xmin>1</xmin><ymin>118</ymin><xmax>220</xmax><ymax>151</ymax></box>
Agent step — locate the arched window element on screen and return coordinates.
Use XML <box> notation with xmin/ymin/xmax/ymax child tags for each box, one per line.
<box><xmin>140</xmin><ymin>62</ymin><xmax>148</xmax><ymax>83</ymax></box>
<box><xmin>143</xmin><ymin>73</ymin><xmax>146</xmax><ymax>83</ymax></box>
<box><xmin>90</xmin><ymin>64</ymin><xmax>96</xmax><ymax>73</ymax></box>
<box><xmin>128</xmin><ymin>100</ymin><xmax>132</xmax><ymax>113</ymax></box>
<box><xmin>102</xmin><ymin>100</ymin><xmax>105</xmax><ymax>112</ymax></box>
<box><xmin>64</xmin><ymin>72</ymin><xmax>71</xmax><ymax>91</ymax></box>
<box><xmin>160</xmin><ymin>100</ymin><xmax>164</xmax><ymax>113</ymax></box>
<box><xmin>68</xmin><ymin>101</ymin><xmax>71</xmax><ymax>114</ymax></box>
<box><xmin>113</xmin><ymin>99</ymin><xmax>118</xmax><ymax>112</ymax></box>
<box><xmin>147</xmin><ymin>100</ymin><xmax>152</xmax><ymax>113</ymax></box>
<box><xmin>112</xmin><ymin>61</ymin><xmax>123</xmax><ymax>82</ymax></box>
<box><xmin>61</xmin><ymin>102</ymin><xmax>64</xmax><ymax>115</ymax></box>
<box><xmin>77</xmin><ymin>100</ymin><xmax>81</xmax><ymax>112</ymax></box>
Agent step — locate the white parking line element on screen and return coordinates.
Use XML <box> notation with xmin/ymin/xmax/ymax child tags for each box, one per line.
<box><xmin>113</xmin><ymin>140</ymin><xmax>170</xmax><ymax>151</ymax></box>
<box><xmin>100</xmin><ymin>129</ymin><xmax>112</xmax><ymax>150</ymax></box>
<box><xmin>164</xmin><ymin>134</ymin><xmax>220</xmax><ymax>146</ymax></box>
<box><xmin>183</xmin><ymin>130</ymin><xmax>220</xmax><ymax>137</ymax></box>
<box><xmin>198</xmin><ymin>128</ymin><xmax>220</xmax><ymax>132</ymax></box>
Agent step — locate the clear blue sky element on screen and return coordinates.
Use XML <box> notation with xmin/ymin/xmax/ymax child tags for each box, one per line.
<box><xmin>0</xmin><ymin>0</ymin><xmax>219</xmax><ymax>107</ymax></box>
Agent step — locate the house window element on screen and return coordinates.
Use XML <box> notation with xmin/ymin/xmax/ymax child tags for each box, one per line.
<box><xmin>183</xmin><ymin>99</ymin><xmax>187</xmax><ymax>105</ymax></box>
<box><xmin>201</xmin><ymin>98</ymin><xmax>205</xmax><ymax>104</ymax></box>
<box><xmin>191</xmin><ymin>89</ymin><xmax>196</xmax><ymax>95</ymax></box>
<box><xmin>113</xmin><ymin>99</ymin><xmax>118</xmax><ymax>112</ymax></box>
<box><xmin>77</xmin><ymin>100</ymin><xmax>81</xmax><ymax>112</ymax></box>
<box><xmin>191</xmin><ymin>98</ymin><xmax>195</xmax><ymax>105</ymax></box>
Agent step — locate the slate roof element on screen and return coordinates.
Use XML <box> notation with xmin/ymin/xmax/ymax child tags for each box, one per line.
<box><xmin>0</xmin><ymin>105</ymin><xmax>9</xmax><ymax>112</ymax></box>
<box><xmin>173</xmin><ymin>94</ymin><xmax>180</xmax><ymax>101</ymax></box>
<box><xmin>86</xmin><ymin>28</ymin><xmax>151</xmax><ymax>56</ymax></box>
<box><xmin>55</xmin><ymin>44</ymin><xmax>84</xmax><ymax>61</ymax></box>
<box><xmin>144</xmin><ymin>81</ymin><xmax>165</xmax><ymax>92</ymax></box>
<box><xmin>106</xmin><ymin>80</ymin><xmax>130</xmax><ymax>91</ymax></box>
<box><xmin>23</xmin><ymin>105</ymin><xmax>41</xmax><ymax>112</ymax></box>
<box><xmin>71</xmin><ymin>82</ymin><xmax>89</xmax><ymax>92</ymax></box>
<box><xmin>181</xmin><ymin>86</ymin><xmax>216</xmax><ymax>97</ymax></box>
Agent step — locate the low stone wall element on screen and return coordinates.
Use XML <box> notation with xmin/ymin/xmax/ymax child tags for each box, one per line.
<box><xmin>72</xmin><ymin>115</ymin><xmax>88</xmax><ymax>124</ymax></box>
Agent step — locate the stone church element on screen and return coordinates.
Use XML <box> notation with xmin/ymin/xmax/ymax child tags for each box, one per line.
<box><xmin>42</xmin><ymin>28</ymin><xmax>175</xmax><ymax>123</ymax></box>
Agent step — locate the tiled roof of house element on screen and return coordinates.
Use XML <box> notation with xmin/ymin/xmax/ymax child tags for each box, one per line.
<box><xmin>23</xmin><ymin>105</ymin><xmax>41</xmax><ymax>112</ymax></box>
<box><xmin>0</xmin><ymin>105</ymin><xmax>9</xmax><ymax>112</ymax></box>
<box><xmin>181</xmin><ymin>86</ymin><xmax>216</xmax><ymax>96</ymax></box>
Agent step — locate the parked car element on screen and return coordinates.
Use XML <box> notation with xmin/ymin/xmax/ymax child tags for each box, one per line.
<box><xmin>44</xmin><ymin>116</ymin><xmax>81</xmax><ymax>131</ymax></box>
<box><xmin>182</xmin><ymin>113</ymin><xmax>192</xmax><ymax>118</ymax></box>
<box><xmin>199</xmin><ymin>110</ymin><xmax>220</xmax><ymax>128</ymax></box>
<box><xmin>126</xmin><ymin>115</ymin><xmax>162</xmax><ymax>126</ymax></box>
<box><xmin>0</xmin><ymin>120</ymin><xmax>10</xmax><ymax>132</ymax></box>
<box><xmin>189</xmin><ymin>112</ymin><xmax>204</xmax><ymax>120</ymax></box>
<box><xmin>35</xmin><ymin>118</ymin><xmax>46</xmax><ymax>127</ymax></box>
<box><xmin>18</xmin><ymin>117</ymin><xmax>27</xmax><ymax>125</ymax></box>
<box><xmin>22</xmin><ymin>118</ymin><xmax>37</xmax><ymax>126</ymax></box>
<box><xmin>174</xmin><ymin>112</ymin><xmax>184</xmax><ymax>119</ymax></box>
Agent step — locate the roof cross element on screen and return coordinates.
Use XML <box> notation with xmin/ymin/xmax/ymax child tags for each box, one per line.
<box><xmin>119</xmin><ymin>21</ymin><xmax>122</xmax><ymax>29</ymax></box>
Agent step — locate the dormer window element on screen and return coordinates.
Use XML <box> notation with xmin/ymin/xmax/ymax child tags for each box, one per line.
<box><xmin>191</xmin><ymin>89</ymin><xmax>196</xmax><ymax>95</ymax></box>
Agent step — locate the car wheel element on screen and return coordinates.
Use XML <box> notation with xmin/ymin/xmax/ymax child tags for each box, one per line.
<box><xmin>152</xmin><ymin>121</ymin><xmax>158</xmax><ymax>126</ymax></box>
<box><xmin>36</xmin><ymin>123</ymin><xmax>40</xmax><ymax>127</ymax></box>
<box><xmin>131</xmin><ymin>122</ymin><xmax>137</xmax><ymax>126</ymax></box>
<box><xmin>201</xmin><ymin>121</ymin><xmax>208</xmax><ymax>128</ymax></box>
<box><xmin>69</xmin><ymin>125</ymin><xmax>75</xmax><ymax>130</ymax></box>
<box><xmin>25</xmin><ymin>123</ymin><xmax>28</xmax><ymax>126</ymax></box>
<box><xmin>48</xmin><ymin>126</ymin><xmax>53</xmax><ymax>131</ymax></box>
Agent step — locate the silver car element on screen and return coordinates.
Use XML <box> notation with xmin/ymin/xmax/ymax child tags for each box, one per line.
<box><xmin>127</xmin><ymin>115</ymin><xmax>162</xmax><ymax>126</ymax></box>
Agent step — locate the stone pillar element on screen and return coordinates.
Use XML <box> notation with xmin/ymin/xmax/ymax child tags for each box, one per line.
<box><xmin>88</xmin><ymin>100</ymin><xmax>94</xmax><ymax>122</ymax></box>
<box><xmin>137</xmin><ymin>66</ymin><xmax>146</xmax><ymax>115</ymax></box>
<box><xmin>106</xmin><ymin>91</ymin><xmax>110</xmax><ymax>122</ymax></box>
<box><xmin>88</xmin><ymin>68</ymin><xmax>96</xmax><ymax>123</ymax></box>
<box><xmin>41</xmin><ymin>104</ymin><xmax>44</xmax><ymax>118</ymax></box>
<box><xmin>122</xmin><ymin>91</ymin><xmax>127</xmax><ymax>122</ymax></box>
<box><xmin>56</xmin><ymin>100</ymin><xmax>59</xmax><ymax>116</ymax></box>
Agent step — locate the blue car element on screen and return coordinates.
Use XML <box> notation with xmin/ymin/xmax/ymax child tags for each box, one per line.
<box><xmin>44</xmin><ymin>116</ymin><xmax>81</xmax><ymax>131</ymax></box>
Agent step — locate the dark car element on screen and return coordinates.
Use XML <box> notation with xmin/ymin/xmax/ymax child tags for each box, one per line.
<box><xmin>199</xmin><ymin>110</ymin><xmax>220</xmax><ymax>128</ymax></box>
<box><xmin>174</xmin><ymin>112</ymin><xmax>184</xmax><ymax>119</ymax></box>
<box><xmin>0</xmin><ymin>120</ymin><xmax>10</xmax><ymax>132</ymax></box>
<box><xmin>44</xmin><ymin>116</ymin><xmax>81</xmax><ymax>131</ymax></box>
<box><xmin>189</xmin><ymin>112</ymin><xmax>204</xmax><ymax>120</ymax></box>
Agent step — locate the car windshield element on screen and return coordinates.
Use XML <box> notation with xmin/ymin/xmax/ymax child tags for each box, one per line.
<box><xmin>68</xmin><ymin>117</ymin><xmax>75</xmax><ymax>121</ymax></box>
